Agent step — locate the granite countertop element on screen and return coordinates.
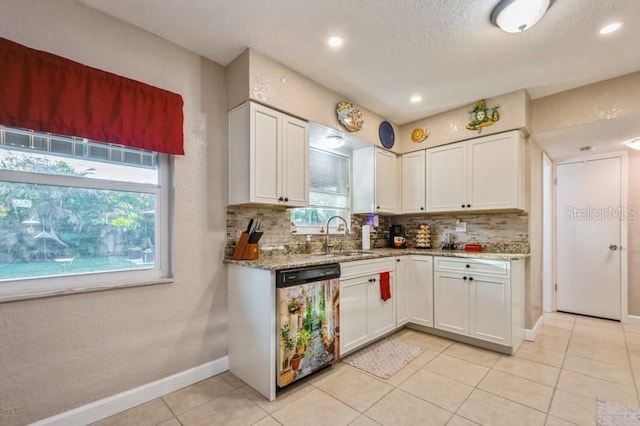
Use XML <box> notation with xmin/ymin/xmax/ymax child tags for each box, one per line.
<box><xmin>224</xmin><ymin>248</ymin><xmax>530</xmax><ymax>271</ymax></box>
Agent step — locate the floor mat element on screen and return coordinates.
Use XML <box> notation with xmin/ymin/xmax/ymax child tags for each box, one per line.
<box><xmin>597</xmin><ymin>399</ymin><xmax>640</xmax><ymax>426</ymax></box>
<box><xmin>342</xmin><ymin>337</ymin><xmax>425</xmax><ymax>379</ymax></box>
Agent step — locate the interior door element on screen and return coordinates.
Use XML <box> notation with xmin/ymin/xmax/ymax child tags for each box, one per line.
<box><xmin>555</xmin><ymin>156</ymin><xmax>622</xmax><ymax>320</ymax></box>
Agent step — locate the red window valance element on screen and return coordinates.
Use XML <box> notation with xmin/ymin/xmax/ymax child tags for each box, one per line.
<box><xmin>0</xmin><ymin>37</ymin><xmax>184</xmax><ymax>155</ymax></box>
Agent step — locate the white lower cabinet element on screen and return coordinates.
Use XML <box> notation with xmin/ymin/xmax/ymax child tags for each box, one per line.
<box><xmin>395</xmin><ymin>255</ymin><xmax>435</xmax><ymax>329</ymax></box>
<box><xmin>433</xmin><ymin>270</ymin><xmax>471</xmax><ymax>336</ymax></box>
<box><xmin>340</xmin><ymin>258</ymin><xmax>396</xmax><ymax>356</ymax></box>
<box><xmin>408</xmin><ymin>255</ymin><xmax>434</xmax><ymax>327</ymax></box>
<box><xmin>394</xmin><ymin>256</ymin><xmax>409</xmax><ymax>326</ymax></box>
<box><xmin>433</xmin><ymin>256</ymin><xmax>525</xmax><ymax>352</ymax></box>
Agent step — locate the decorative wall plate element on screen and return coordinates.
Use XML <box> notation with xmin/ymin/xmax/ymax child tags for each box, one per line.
<box><xmin>336</xmin><ymin>101</ymin><xmax>364</xmax><ymax>132</ymax></box>
<box><xmin>411</xmin><ymin>126</ymin><xmax>429</xmax><ymax>143</ymax></box>
<box><xmin>466</xmin><ymin>100</ymin><xmax>500</xmax><ymax>132</ymax></box>
<box><xmin>379</xmin><ymin>121</ymin><xmax>395</xmax><ymax>149</ymax></box>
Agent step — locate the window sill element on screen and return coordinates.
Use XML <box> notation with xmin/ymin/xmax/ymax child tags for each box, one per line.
<box><xmin>293</xmin><ymin>226</ymin><xmax>352</xmax><ymax>236</ymax></box>
<box><xmin>0</xmin><ymin>277</ymin><xmax>174</xmax><ymax>303</ymax></box>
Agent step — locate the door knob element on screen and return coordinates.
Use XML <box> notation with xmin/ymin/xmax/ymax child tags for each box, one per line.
<box><xmin>609</xmin><ymin>244</ymin><xmax>618</xmax><ymax>251</ymax></box>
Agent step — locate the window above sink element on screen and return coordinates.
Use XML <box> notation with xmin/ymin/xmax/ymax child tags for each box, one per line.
<box><xmin>290</xmin><ymin>123</ymin><xmax>371</xmax><ymax>235</ymax></box>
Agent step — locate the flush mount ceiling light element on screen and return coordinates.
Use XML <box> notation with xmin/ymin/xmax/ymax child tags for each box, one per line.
<box><xmin>410</xmin><ymin>95</ymin><xmax>423</xmax><ymax>103</ymax></box>
<box><xmin>600</xmin><ymin>22</ymin><xmax>623</xmax><ymax>35</ymax></box>
<box><xmin>327</xmin><ymin>36</ymin><xmax>344</xmax><ymax>48</ymax></box>
<box><xmin>491</xmin><ymin>0</ymin><xmax>552</xmax><ymax>33</ymax></box>
<box><xmin>323</xmin><ymin>135</ymin><xmax>345</xmax><ymax>149</ymax></box>
<box><xmin>624</xmin><ymin>137</ymin><xmax>640</xmax><ymax>150</ymax></box>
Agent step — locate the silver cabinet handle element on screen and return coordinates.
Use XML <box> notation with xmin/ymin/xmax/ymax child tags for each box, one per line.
<box><xmin>609</xmin><ymin>244</ymin><xmax>618</xmax><ymax>251</ymax></box>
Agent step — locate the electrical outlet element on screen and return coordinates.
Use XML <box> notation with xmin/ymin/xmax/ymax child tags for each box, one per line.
<box><xmin>455</xmin><ymin>221</ymin><xmax>466</xmax><ymax>232</ymax></box>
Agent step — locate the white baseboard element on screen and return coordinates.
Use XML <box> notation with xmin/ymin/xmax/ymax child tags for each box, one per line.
<box><xmin>525</xmin><ymin>315</ymin><xmax>543</xmax><ymax>341</ymax></box>
<box><xmin>625</xmin><ymin>315</ymin><xmax>640</xmax><ymax>324</ymax></box>
<box><xmin>32</xmin><ymin>356</ymin><xmax>229</xmax><ymax>426</ymax></box>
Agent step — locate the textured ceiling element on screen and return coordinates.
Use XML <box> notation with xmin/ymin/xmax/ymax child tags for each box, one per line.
<box><xmin>77</xmin><ymin>0</ymin><xmax>640</xmax><ymax>125</ymax></box>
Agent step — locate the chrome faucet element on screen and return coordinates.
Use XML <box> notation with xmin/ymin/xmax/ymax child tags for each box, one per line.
<box><xmin>325</xmin><ymin>215</ymin><xmax>349</xmax><ymax>254</ymax></box>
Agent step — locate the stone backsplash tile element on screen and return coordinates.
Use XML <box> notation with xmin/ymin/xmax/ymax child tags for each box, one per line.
<box><xmin>391</xmin><ymin>212</ymin><xmax>529</xmax><ymax>253</ymax></box>
<box><xmin>227</xmin><ymin>206</ymin><xmax>529</xmax><ymax>257</ymax></box>
<box><xmin>226</xmin><ymin>206</ymin><xmax>391</xmax><ymax>258</ymax></box>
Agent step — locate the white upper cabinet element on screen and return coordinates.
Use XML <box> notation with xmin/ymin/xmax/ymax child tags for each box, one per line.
<box><xmin>401</xmin><ymin>150</ymin><xmax>426</xmax><ymax>213</ymax></box>
<box><xmin>426</xmin><ymin>130</ymin><xmax>525</xmax><ymax>213</ymax></box>
<box><xmin>426</xmin><ymin>143</ymin><xmax>467</xmax><ymax>212</ymax></box>
<box><xmin>353</xmin><ymin>147</ymin><xmax>398</xmax><ymax>214</ymax></box>
<box><xmin>228</xmin><ymin>101</ymin><xmax>309</xmax><ymax>207</ymax></box>
<box><xmin>467</xmin><ymin>132</ymin><xmax>524</xmax><ymax>211</ymax></box>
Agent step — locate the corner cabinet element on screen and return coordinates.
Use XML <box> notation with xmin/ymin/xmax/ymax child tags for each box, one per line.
<box><xmin>228</xmin><ymin>101</ymin><xmax>309</xmax><ymax>206</ymax></box>
<box><xmin>339</xmin><ymin>258</ymin><xmax>396</xmax><ymax>356</ymax></box>
<box><xmin>433</xmin><ymin>256</ymin><xmax>525</xmax><ymax>354</ymax></box>
<box><xmin>408</xmin><ymin>255</ymin><xmax>434</xmax><ymax>327</ymax></box>
<box><xmin>401</xmin><ymin>150</ymin><xmax>426</xmax><ymax>213</ymax></box>
<box><xmin>426</xmin><ymin>130</ymin><xmax>525</xmax><ymax>213</ymax></box>
<box><xmin>353</xmin><ymin>147</ymin><xmax>398</xmax><ymax>214</ymax></box>
<box><xmin>394</xmin><ymin>256</ymin><xmax>410</xmax><ymax>327</ymax></box>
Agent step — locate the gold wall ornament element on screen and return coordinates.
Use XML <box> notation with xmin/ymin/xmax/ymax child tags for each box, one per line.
<box><xmin>411</xmin><ymin>126</ymin><xmax>429</xmax><ymax>143</ymax></box>
<box><xmin>466</xmin><ymin>100</ymin><xmax>499</xmax><ymax>132</ymax></box>
<box><xmin>336</xmin><ymin>101</ymin><xmax>364</xmax><ymax>132</ymax></box>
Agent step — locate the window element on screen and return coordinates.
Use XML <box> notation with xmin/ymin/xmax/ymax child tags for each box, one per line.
<box><xmin>291</xmin><ymin>148</ymin><xmax>350</xmax><ymax>233</ymax></box>
<box><xmin>0</xmin><ymin>126</ymin><xmax>170</xmax><ymax>300</ymax></box>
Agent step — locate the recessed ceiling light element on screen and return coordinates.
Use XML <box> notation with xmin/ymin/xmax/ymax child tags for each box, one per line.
<box><xmin>600</xmin><ymin>22</ymin><xmax>623</xmax><ymax>35</ymax></box>
<box><xmin>410</xmin><ymin>96</ymin><xmax>423</xmax><ymax>103</ymax></box>
<box><xmin>327</xmin><ymin>36</ymin><xmax>344</xmax><ymax>48</ymax></box>
<box><xmin>625</xmin><ymin>137</ymin><xmax>640</xmax><ymax>150</ymax></box>
<box><xmin>579</xmin><ymin>145</ymin><xmax>595</xmax><ymax>152</ymax></box>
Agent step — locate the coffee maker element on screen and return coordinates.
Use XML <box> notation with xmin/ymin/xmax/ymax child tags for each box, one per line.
<box><xmin>389</xmin><ymin>224</ymin><xmax>405</xmax><ymax>248</ymax></box>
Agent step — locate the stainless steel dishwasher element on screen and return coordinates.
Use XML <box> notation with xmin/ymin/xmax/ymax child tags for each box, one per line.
<box><xmin>276</xmin><ymin>263</ymin><xmax>340</xmax><ymax>389</ymax></box>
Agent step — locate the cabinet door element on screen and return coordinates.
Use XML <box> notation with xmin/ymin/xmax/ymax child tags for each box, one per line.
<box><xmin>468</xmin><ymin>132</ymin><xmax>523</xmax><ymax>211</ymax></box>
<box><xmin>375</xmin><ymin>149</ymin><xmax>397</xmax><ymax>213</ymax></box>
<box><xmin>433</xmin><ymin>270</ymin><xmax>469</xmax><ymax>336</ymax></box>
<box><xmin>250</xmin><ymin>104</ymin><xmax>280</xmax><ymax>204</ymax></box>
<box><xmin>469</xmin><ymin>274</ymin><xmax>511</xmax><ymax>345</ymax></box>
<box><xmin>394</xmin><ymin>257</ymin><xmax>410</xmax><ymax>327</ymax></box>
<box><xmin>426</xmin><ymin>143</ymin><xmax>467</xmax><ymax>212</ymax></box>
<box><xmin>401</xmin><ymin>150</ymin><xmax>426</xmax><ymax>213</ymax></box>
<box><xmin>281</xmin><ymin>115</ymin><xmax>309</xmax><ymax>207</ymax></box>
<box><xmin>409</xmin><ymin>256</ymin><xmax>434</xmax><ymax>327</ymax></box>
<box><xmin>339</xmin><ymin>276</ymin><xmax>370</xmax><ymax>355</ymax></box>
<box><xmin>368</xmin><ymin>272</ymin><xmax>396</xmax><ymax>339</ymax></box>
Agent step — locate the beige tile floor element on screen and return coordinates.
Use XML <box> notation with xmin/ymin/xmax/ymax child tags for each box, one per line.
<box><xmin>94</xmin><ymin>312</ymin><xmax>640</xmax><ymax>426</ymax></box>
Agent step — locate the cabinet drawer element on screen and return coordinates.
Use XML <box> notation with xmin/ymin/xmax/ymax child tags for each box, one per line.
<box><xmin>340</xmin><ymin>258</ymin><xmax>396</xmax><ymax>280</ymax></box>
<box><xmin>434</xmin><ymin>257</ymin><xmax>509</xmax><ymax>276</ymax></box>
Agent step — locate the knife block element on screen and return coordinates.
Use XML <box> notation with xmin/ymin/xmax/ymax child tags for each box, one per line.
<box><xmin>232</xmin><ymin>232</ymin><xmax>259</xmax><ymax>260</ymax></box>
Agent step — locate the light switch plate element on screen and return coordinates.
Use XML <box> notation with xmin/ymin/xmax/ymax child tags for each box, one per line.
<box><xmin>455</xmin><ymin>221</ymin><xmax>467</xmax><ymax>232</ymax></box>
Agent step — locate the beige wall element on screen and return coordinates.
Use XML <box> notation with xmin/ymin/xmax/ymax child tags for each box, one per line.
<box><xmin>531</xmin><ymin>72</ymin><xmax>640</xmax><ymax>135</ymax></box>
<box><xmin>526</xmin><ymin>139</ymin><xmax>543</xmax><ymax>327</ymax></box>
<box><xmin>226</xmin><ymin>48</ymin><xmax>400</xmax><ymax>150</ymax></box>
<box><xmin>397</xmin><ymin>90</ymin><xmax>531</xmax><ymax>154</ymax></box>
<box><xmin>0</xmin><ymin>1</ymin><xmax>228</xmax><ymax>425</ymax></box>
<box><xmin>531</xmin><ymin>73</ymin><xmax>640</xmax><ymax>316</ymax></box>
